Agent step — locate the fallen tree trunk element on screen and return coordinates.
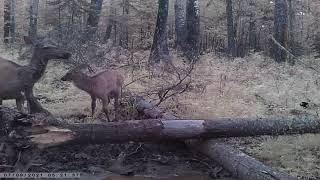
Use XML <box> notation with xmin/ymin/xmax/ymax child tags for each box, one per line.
<box><xmin>189</xmin><ymin>140</ymin><xmax>297</xmax><ymax>180</ymax></box>
<box><xmin>6</xmin><ymin>116</ymin><xmax>320</xmax><ymax>149</ymax></box>
<box><xmin>1</xmin><ymin>106</ymin><xmax>320</xmax><ymax>146</ymax></box>
<box><xmin>127</xmin><ymin>98</ymin><xmax>298</xmax><ymax>180</ymax></box>
<box><xmin>0</xmin><ymin>105</ymin><xmax>303</xmax><ymax>179</ymax></box>
<box><xmin>124</xmin><ymin>92</ymin><xmax>177</xmax><ymax>119</ymax></box>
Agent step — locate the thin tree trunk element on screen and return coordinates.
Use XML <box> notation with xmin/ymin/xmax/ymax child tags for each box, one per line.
<box><xmin>113</xmin><ymin>9</ymin><xmax>118</xmax><ymax>45</ymax></box>
<box><xmin>119</xmin><ymin>0</ymin><xmax>129</xmax><ymax>48</ymax></box>
<box><xmin>273</xmin><ymin>0</ymin><xmax>289</xmax><ymax>63</ymax></box>
<box><xmin>58</xmin><ymin>5</ymin><xmax>62</xmax><ymax>42</ymax></box>
<box><xmin>287</xmin><ymin>0</ymin><xmax>295</xmax><ymax>65</ymax></box>
<box><xmin>86</xmin><ymin>0</ymin><xmax>104</xmax><ymax>40</ymax></box>
<box><xmin>149</xmin><ymin>0</ymin><xmax>170</xmax><ymax>64</ymax></box>
<box><xmin>3</xmin><ymin>0</ymin><xmax>15</xmax><ymax>44</ymax></box>
<box><xmin>226</xmin><ymin>0</ymin><xmax>236</xmax><ymax>57</ymax></box>
<box><xmin>9</xmin><ymin>0</ymin><xmax>15</xmax><ymax>43</ymax></box>
<box><xmin>103</xmin><ymin>0</ymin><xmax>115</xmax><ymax>43</ymax></box>
<box><xmin>249</xmin><ymin>19</ymin><xmax>257</xmax><ymax>51</ymax></box>
<box><xmin>29</xmin><ymin>0</ymin><xmax>39</xmax><ymax>39</ymax></box>
<box><xmin>288</xmin><ymin>0</ymin><xmax>294</xmax><ymax>47</ymax></box>
<box><xmin>174</xmin><ymin>0</ymin><xmax>186</xmax><ymax>53</ymax></box>
<box><xmin>104</xmin><ymin>23</ymin><xmax>113</xmax><ymax>42</ymax></box>
<box><xmin>185</xmin><ymin>0</ymin><xmax>200</xmax><ymax>62</ymax></box>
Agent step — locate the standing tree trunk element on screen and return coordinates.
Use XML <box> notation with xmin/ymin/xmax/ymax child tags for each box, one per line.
<box><xmin>86</xmin><ymin>0</ymin><xmax>104</xmax><ymax>40</ymax></box>
<box><xmin>185</xmin><ymin>0</ymin><xmax>200</xmax><ymax>62</ymax></box>
<box><xmin>29</xmin><ymin>0</ymin><xmax>39</xmax><ymax>39</ymax></box>
<box><xmin>3</xmin><ymin>0</ymin><xmax>16</xmax><ymax>44</ymax></box>
<box><xmin>119</xmin><ymin>0</ymin><xmax>129</xmax><ymax>48</ymax></box>
<box><xmin>273</xmin><ymin>0</ymin><xmax>289</xmax><ymax>63</ymax></box>
<box><xmin>174</xmin><ymin>0</ymin><xmax>186</xmax><ymax>54</ymax></box>
<box><xmin>226</xmin><ymin>0</ymin><xmax>236</xmax><ymax>57</ymax></box>
<box><xmin>103</xmin><ymin>0</ymin><xmax>115</xmax><ymax>43</ymax></box>
<box><xmin>113</xmin><ymin>9</ymin><xmax>118</xmax><ymax>45</ymax></box>
<box><xmin>248</xmin><ymin>19</ymin><xmax>257</xmax><ymax>51</ymax></box>
<box><xmin>287</xmin><ymin>0</ymin><xmax>295</xmax><ymax>65</ymax></box>
<box><xmin>103</xmin><ymin>16</ymin><xmax>114</xmax><ymax>42</ymax></box>
<box><xmin>149</xmin><ymin>0</ymin><xmax>170</xmax><ymax>64</ymax></box>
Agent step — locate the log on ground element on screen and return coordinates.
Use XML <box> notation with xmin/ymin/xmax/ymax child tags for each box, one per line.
<box><xmin>0</xmin><ymin>103</ymin><xmax>307</xmax><ymax>179</ymax></box>
<box><xmin>10</xmin><ymin>116</ymin><xmax>320</xmax><ymax>149</ymax></box>
<box><xmin>126</xmin><ymin>95</ymin><xmax>298</xmax><ymax>180</ymax></box>
<box><xmin>124</xmin><ymin>92</ymin><xmax>177</xmax><ymax>119</ymax></box>
<box><xmin>187</xmin><ymin>140</ymin><xmax>297</xmax><ymax>180</ymax></box>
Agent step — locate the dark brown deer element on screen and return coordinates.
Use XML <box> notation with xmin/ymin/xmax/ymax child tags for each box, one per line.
<box><xmin>0</xmin><ymin>36</ymin><xmax>71</xmax><ymax>114</ymax></box>
<box><xmin>61</xmin><ymin>65</ymin><xmax>124</xmax><ymax>121</ymax></box>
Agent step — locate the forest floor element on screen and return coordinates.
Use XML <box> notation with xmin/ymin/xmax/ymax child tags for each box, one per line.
<box><xmin>1</xmin><ymin>46</ymin><xmax>320</xmax><ymax>179</ymax></box>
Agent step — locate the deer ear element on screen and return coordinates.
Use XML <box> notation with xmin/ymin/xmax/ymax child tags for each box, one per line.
<box><xmin>24</xmin><ymin>36</ymin><xmax>34</xmax><ymax>45</ymax></box>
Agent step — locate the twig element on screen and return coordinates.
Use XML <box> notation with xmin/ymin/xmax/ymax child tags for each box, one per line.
<box><xmin>14</xmin><ymin>151</ymin><xmax>21</xmax><ymax>169</ymax></box>
<box><xmin>0</xmin><ymin>165</ymin><xmax>14</xmax><ymax>168</ymax></box>
<box><xmin>270</xmin><ymin>35</ymin><xmax>320</xmax><ymax>74</ymax></box>
<box><xmin>184</xmin><ymin>158</ymin><xmax>216</xmax><ymax>172</ymax></box>
<box><xmin>126</xmin><ymin>143</ymin><xmax>143</xmax><ymax>157</ymax></box>
<box><xmin>124</xmin><ymin>75</ymin><xmax>150</xmax><ymax>88</ymax></box>
<box><xmin>270</xmin><ymin>36</ymin><xmax>295</xmax><ymax>58</ymax></box>
<box><xmin>154</xmin><ymin>63</ymin><xmax>195</xmax><ymax>106</ymax></box>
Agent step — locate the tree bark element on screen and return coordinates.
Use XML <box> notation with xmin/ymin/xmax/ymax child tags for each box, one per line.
<box><xmin>119</xmin><ymin>0</ymin><xmax>129</xmax><ymax>48</ymax></box>
<box><xmin>3</xmin><ymin>0</ymin><xmax>16</xmax><ymax>44</ymax></box>
<box><xmin>185</xmin><ymin>0</ymin><xmax>200</xmax><ymax>62</ymax></box>
<box><xmin>149</xmin><ymin>0</ymin><xmax>170</xmax><ymax>64</ymax></box>
<box><xmin>189</xmin><ymin>140</ymin><xmax>297</xmax><ymax>180</ymax></box>
<box><xmin>287</xmin><ymin>0</ymin><xmax>295</xmax><ymax>65</ymax></box>
<box><xmin>29</xmin><ymin>0</ymin><xmax>39</xmax><ymax>39</ymax></box>
<box><xmin>104</xmin><ymin>23</ymin><xmax>113</xmax><ymax>42</ymax></box>
<box><xmin>248</xmin><ymin>20</ymin><xmax>257</xmax><ymax>51</ymax></box>
<box><xmin>86</xmin><ymin>0</ymin><xmax>104</xmax><ymax>40</ymax></box>
<box><xmin>126</xmin><ymin>93</ymin><xmax>177</xmax><ymax>120</ymax></box>
<box><xmin>103</xmin><ymin>0</ymin><xmax>115</xmax><ymax>43</ymax></box>
<box><xmin>226</xmin><ymin>0</ymin><xmax>236</xmax><ymax>57</ymax></box>
<box><xmin>273</xmin><ymin>0</ymin><xmax>289</xmax><ymax>63</ymax></box>
<box><xmin>174</xmin><ymin>0</ymin><xmax>186</xmax><ymax>53</ymax></box>
<box><xmin>123</xmin><ymin>95</ymin><xmax>297</xmax><ymax>180</ymax></box>
<box><xmin>3</xmin><ymin>110</ymin><xmax>320</xmax><ymax>149</ymax></box>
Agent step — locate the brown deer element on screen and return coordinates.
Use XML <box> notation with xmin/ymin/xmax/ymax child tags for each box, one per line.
<box><xmin>61</xmin><ymin>65</ymin><xmax>124</xmax><ymax>121</ymax></box>
<box><xmin>0</xmin><ymin>36</ymin><xmax>71</xmax><ymax>114</ymax></box>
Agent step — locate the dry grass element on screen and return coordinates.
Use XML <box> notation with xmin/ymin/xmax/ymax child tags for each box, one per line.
<box><xmin>173</xmin><ymin>53</ymin><xmax>320</xmax><ymax>119</ymax></box>
<box><xmin>1</xmin><ymin>46</ymin><xmax>320</xmax><ymax>179</ymax></box>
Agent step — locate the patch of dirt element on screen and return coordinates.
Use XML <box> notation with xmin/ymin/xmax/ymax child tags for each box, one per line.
<box><xmin>31</xmin><ymin>142</ymin><xmax>230</xmax><ymax>179</ymax></box>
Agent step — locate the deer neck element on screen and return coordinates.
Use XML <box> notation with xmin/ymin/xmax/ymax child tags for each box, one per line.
<box><xmin>28</xmin><ymin>50</ymin><xmax>49</xmax><ymax>81</ymax></box>
<box><xmin>73</xmin><ymin>74</ymin><xmax>94</xmax><ymax>93</ymax></box>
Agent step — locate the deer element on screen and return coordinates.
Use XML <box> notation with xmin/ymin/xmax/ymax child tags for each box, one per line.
<box><xmin>61</xmin><ymin>65</ymin><xmax>124</xmax><ymax>122</ymax></box>
<box><xmin>0</xmin><ymin>36</ymin><xmax>71</xmax><ymax>114</ymax></box>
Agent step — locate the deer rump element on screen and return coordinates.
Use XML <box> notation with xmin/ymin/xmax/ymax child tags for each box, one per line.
<box><xmin>0</xmin><ymin>59</ymin><xmax>28</xmax><ymax>110</ymax></box>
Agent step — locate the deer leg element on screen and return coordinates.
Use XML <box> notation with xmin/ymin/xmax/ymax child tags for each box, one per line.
<box><xmin>0</xmin><ymin>99</ymin><xmax>2</xmax><ymax>105</ymax></box>
<box><xmin>102</xmin><ymin>98</ymin><xmax>110</xmax><ymax>122</ymax></box>
<box><xmin>27</xmin><ymin>101</ymin><xmax>30</xmax><ymax>114</ymax></box>
<box><xmin>91</xmin><ymin>96</ymin><xmax>96</xmax><ymax>117</ymax></box>
<box><xmin>16</xmin><ymin>94</ymin><xmax>25</xmax><ymax>113</ymax></box>
<box><xmin>25</xmin><ymin>88</ymin><xmax>49</xmax><ymax>114</ymax></box>
<box><xmin>120</xmin><ymin>86</ymin><xmax>123</xmax><ymax>99</ymax></box>
<box><xmin>114</xmin><ymin>95</ymin><xmax>119</xmax><ymax>121</ymax></box>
